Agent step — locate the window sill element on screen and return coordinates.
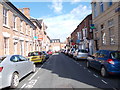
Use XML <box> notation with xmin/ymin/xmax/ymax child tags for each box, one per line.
<box><xmin>13</xmin><ymin>28</ymin><xmax>18</xmax><ymax>32</ymax></box>
<box><xmin>20</xmin><ymin>31</ymin><xmax>24</xmax><ymax>34</ymax></box>
<box><xmin>3</xmin><ymin>24</ymin><xmax>10</xmax><ymax>29</ymax></box>
<box><xmin>108</xmin><ymin>25</ymin><xmax>114</xmax><ymax>28</ymax></box>
<box><xmin>26</xmin><ymin>33</ymin><xmax>29</xmax><ymax>36</ymax></box>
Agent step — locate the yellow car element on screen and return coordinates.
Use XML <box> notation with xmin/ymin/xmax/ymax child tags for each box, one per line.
<box><xmin>28</xmin><ymin>51</ymin><xmax>45</xmax><ymax>63</ymax></box>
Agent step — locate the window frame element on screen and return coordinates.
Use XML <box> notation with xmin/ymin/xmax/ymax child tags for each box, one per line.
<box><xmin>3</xmin><ymin>7</ymin><xmax>8</xmax><ymax>25</ymax></box>
<box><xmin>100</xmin><ymin>2</ymin><xmax>104</xmax><ymax>13</ymax></box>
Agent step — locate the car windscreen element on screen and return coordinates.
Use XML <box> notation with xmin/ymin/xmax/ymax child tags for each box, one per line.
<box><xmin>0</xmin><ymin>56</ymin><xmax>6</xmax><ymax>63</ymax></box>
<box><xmin>78</xmin><ymin>50</ymin><xmax>88</xmax><ymax>53</ymax></box>
<box><xmin>111</xmin><ymin>52</ymin><xmax>120</xmax><ymax>60</ymax></box>
<box><xmin>28</xmin><ymin>52</ymin><xmax>41</xmax><ymax>56</ymax></box>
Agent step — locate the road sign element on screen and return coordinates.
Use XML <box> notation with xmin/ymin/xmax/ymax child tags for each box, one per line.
<box><xmin>76</xmin><ymin>40</ymin><xmax>80</xmax><ymax>43</ymax></box>
<box><xmin>90</xmin><ymin>24</ymin><xmax>95</xmax><ymax>29</ymax></box>
<box><xmin>34</xmin><ymin>36</ymin><xmax>38</xmax><ymax>39</ymax></box>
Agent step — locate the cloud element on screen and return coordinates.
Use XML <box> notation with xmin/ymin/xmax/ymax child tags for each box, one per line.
<box><xmin>50</xmin><ymin>0</ymin><xmax>63</xmax><ymax>14</ymax></box>
<box><xmin>43</xmin><ymin>4</ymin><xmax>91</xmax><ymax>42</ymax></box>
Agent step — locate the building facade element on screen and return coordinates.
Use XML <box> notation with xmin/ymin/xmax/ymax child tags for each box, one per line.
<box><xmin>0</xmin><ymin>1</ymin><xmax>36</xmax><ymax>56</ymax></box>
<box><xmin>38</xmin><ymin>19</ymin><xmax>51</xmax><ymax>51</ymax></box>
<box><xmin>30</xmin><ymin>18</ymin><xmax>43</xmax><ymax>51</ymax></box>
<box><xmin>71</xmin><ymin>14</ymin><xmax>94</xmax><ymax>54</ymax></box>
<box><xmin>91</xmin><ymin>1</ymin><xmax>120</xmax><ymax>51</ymax></box>
<box><xmin>50</xmin><ymin>39</ymin><xmax>61</xmax><ymax>52</ymax></box>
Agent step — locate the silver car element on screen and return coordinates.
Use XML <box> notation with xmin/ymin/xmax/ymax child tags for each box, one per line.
<box><xmin>0</xmin><ymin>55</ymin><xmax>36</xmax><ymax>89</ymax></box>
<box><xmin>73</xmin><ymin>49</ymin><xmax>88</xmax><ymax>60</ymax></box>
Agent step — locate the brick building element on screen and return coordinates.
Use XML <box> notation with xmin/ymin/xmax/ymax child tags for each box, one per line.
<box><xmin>50</xmin><ymin>39</ymin><xmax>61</xmax><ymax>52</ymax></box>
<box><xmin>0</xmin><ymin>1</ymin><xmax>36</xmax><ymax>56</ymax></box>
<box><xmin>71</xmin><ymin>14</ymin><xmax>94</xmax><ymax>54</ymax></box>
<box><xmin>30</xmin><ymin>18</ymin><xmax>43</xmax><ymax>51</ymax></box>
<box><xmin>38</xmin><ymin>19</ymin><xmax>51</xmax><ymax>51</ymax></box>
<box><xmin>91</xmin><ymin>1</ymin><xmax>120</xmax><ymax>51</ymax></box>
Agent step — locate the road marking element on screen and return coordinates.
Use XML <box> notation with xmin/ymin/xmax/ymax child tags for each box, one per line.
<box><xmin>37</xmin><ymin>76</ymin><xmax>40</xmax><ymax>79</ymax></box>
<box><xmin>79</xmin><ymin>64</ymin><xmax>82</xmax><ymax>66</ymax></box>
<box><xmin>88</xmin><ymin>70</ymin><xmax>91</xmax><ymax>73</ymax></box>
<box><xmin>20</xmin><ymin>83</ymin><xmax>26</xmax><ymax>88</ymax></box>
<box><xmin>113</xmin><ymin>88</ymin><xmax>118</xmax><ymax>90</ymax></box>
<box><xmin>25</xmin><ymin>79</ymin><xmax>37</xmax><ymax>88</ymax></box>
<box><xmin>41</xmin><ymin>64</ymin><xmax>44</xmax><ymax>68</ymax></box>
<box><xmin>93</xmin><ymin>74</ymin><xmax>98</xmax><ymax>78</ymax></box>
<box><xmin>28</xmin><ymin>61</ymin><xmax>45</xmax><ymax>81</ymax></box>
<box><xmin>28</xmin><ymin>69</ymin><xmax>39</xmax><ymax>81</ymax></box>
<box><xmin>101</xmin><ymin>80</ymin><xmax>108</xmax><ymax>84</ymax></box>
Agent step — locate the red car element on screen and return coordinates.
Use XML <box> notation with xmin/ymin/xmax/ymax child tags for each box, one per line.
<box><xmin>47</xmin><ymin>51</ymin><xmax>53</xmax><ymax>55</ymax></box>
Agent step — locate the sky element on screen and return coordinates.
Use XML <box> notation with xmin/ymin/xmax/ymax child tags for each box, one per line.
<box><xmin>10</xmin><ymin>0</ymin><xmax>92</xmax><ymax>42</ymax></box>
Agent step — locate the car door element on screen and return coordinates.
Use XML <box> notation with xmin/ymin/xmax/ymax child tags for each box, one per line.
<box><xmin>95</xmin><ymin>50</ymin><xmax>109</xmax><ymax>70</ymax></box>
<box><xmin>18</xmin><ymin>55</ymin><xmax>31</xmax><ymax>77</ymax></box>
<box><xmin>90</xmin><ymin>51</ymin><xmax>101</xmax><ymax>68</ymax></box>
<box><xmin>10</xmin><ymin>55</ymin><xmax>25</xmax><ymax>78</ymax></box>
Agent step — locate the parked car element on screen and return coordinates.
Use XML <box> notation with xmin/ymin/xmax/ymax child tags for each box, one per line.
<box><xmin>42</xmin><ymin>51</ymin><xmax>49</xmax><ymax>60</ymax></box>
<box><xmin>28</xmin><ymin>51</ymin><xmax>45</xmax><ymax>63</ymax></box>
<box><xmin>0</xmin><ymin>55</ymin><xmax>36</xmax><ymax>89</ymax></box>
<box><xmin>47</xmin><ymin>50</ymin><xmax>53</xmax><ymax>55</ymax></box>
<box><xmin>73</xmin><ymin>49</ymin><xmax>88</xmax><ymax>60</ymax></box>
<box><xmin>68</xmin><ymin>48</ymin><xmax>76</xmax><ymax>57</ymax></box>
<box><xmin>86</xmin><ymin>50</ymin><xmax>120</xmax><ymax>77</ymax></box>
<box><xmin>65</xmin><ymin>49</ymin><xmax>70</xmax><ymax>55</ymax></box>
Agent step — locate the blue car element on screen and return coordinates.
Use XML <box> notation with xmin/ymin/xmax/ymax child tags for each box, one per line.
<box><xmin>86</xmin><ymin>50</ymin><xmax>120</xmax><ymax>77</ymax></box>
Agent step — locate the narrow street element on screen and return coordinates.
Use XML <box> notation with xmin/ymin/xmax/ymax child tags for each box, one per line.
<box><xmin>14</xmin><ymin>53</ymin><xmax>120</xmax><ymax>89</ymax></box>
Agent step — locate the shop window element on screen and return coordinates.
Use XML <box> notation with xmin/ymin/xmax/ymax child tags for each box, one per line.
<box><xmin>109</xmin><ymin>27</ymin><xmax>115</xmax><ymax>45</ymax></box>
<box><xmin>101</xmin><ymin>31</ymin><xmax>106</xmax><ymax>45</ymax></box>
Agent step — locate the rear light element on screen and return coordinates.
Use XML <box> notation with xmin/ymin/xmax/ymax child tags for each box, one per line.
<box><xmin>0</xmin><ymin>67</ymin><xmax>3</xmax><ymax>72</ymax></box>
<box><xmin>107</xmin><ymin>59</ymin><xmax>115</xmax><ymax>64</ymax></box>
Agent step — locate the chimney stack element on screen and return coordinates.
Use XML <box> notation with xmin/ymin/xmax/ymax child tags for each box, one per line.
<box><xmin>23</xmin><ymin>8</ymin><xmax>30</xmax><ymax>19</ymax></box>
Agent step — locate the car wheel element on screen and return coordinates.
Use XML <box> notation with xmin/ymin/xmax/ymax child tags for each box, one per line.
<box><xmin>101</xmin><ymin>66</ymin><xmax>108</xmax><ymax>77</ymax></box>
<box><xmin>32</xmin><ymin>64</ymin><xmax>36</xmax><ymax>73</ymax></box>
<box><xmin>10</xmin><ymin>73</ymin><xmax>19</xmax><ymax>88</ymax></box>
<box><xmin>86</xmin><ymin>61</ymin><xmax>90</xmax><ymax>68</ymax></box>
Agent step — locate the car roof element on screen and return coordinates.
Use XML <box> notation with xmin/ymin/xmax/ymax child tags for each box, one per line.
<box><xmin>98</xmin><ymin>50</ymin><xmax>120</xmax><ymax>54</ymax></box>
<box><xmin>99</xmin><ymin>50</ymin><xmax>120</xmax><ymax>52</ymax></box>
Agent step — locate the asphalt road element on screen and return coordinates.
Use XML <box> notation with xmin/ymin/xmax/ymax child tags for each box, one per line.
<box><xmin>4</xmin><ymin>53</ymin><xmax>120</xmax><ymax>89</ymax></box>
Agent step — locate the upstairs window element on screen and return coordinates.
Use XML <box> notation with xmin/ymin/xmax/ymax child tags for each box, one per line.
<box><xmin>3</xmin><ymin>8</ymin><xmax>8</xmax><ymax>25</ymax></box>
<box><xmin>93</xmin><ymin>2</ymin><xmax>98</xmax><ymax>18</ymax></box>
<box><xmin>13</xmin><ymin>15</ymin><xmax>17</xmax><ymax>29</ymax></box>
<box><xmin>108</xmin><ymin>0</ymin><xmax>112</xmax><ymax>7</ymax></box>
<box><xmin>26</xmin><ymin>24</ymin><xmax>29</xmax><ymax>35</ymax></box>
<box><xmin>20</xmin><ymin>20</ymin><xmax>23</xmax><ymax>32</ymax></box>
<box><xmin>100</xmin><ymin>2</ymin><xmax>104</xmax><ymax>13</ymax></box>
